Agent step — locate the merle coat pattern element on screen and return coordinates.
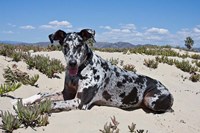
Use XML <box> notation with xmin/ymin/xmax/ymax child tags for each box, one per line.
<box><xmin>16</xmin><ymin>29</ymin><xmax>174</xmax><ymax>113</ymax></box>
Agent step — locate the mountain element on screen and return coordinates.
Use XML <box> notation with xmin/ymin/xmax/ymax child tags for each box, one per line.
<box><xmin>94</xmin><ymin>42</ymin><xmax>135</xmax><ymax>48</ymax></box>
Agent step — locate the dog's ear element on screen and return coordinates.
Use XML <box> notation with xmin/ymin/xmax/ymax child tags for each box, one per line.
<box><xmin>48</xmin><ymin>30</ymin><xmax>67</xmax><ymax>45</ymax></box>
<box><xmin>78</xmin><ymin>29</ymin><xmax>95</xmax><ymax>41</ymax></box>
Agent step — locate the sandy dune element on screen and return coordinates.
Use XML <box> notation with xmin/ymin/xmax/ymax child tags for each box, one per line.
<box><xmin>0</xmin><ymin>50</ymin><xmax>200</xmax><ymax>133</ymax></box>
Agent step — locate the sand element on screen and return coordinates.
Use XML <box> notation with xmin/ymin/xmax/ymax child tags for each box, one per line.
<box><xmin>0</xmin><ymin>49</ymin><xmax>200</xmax><ymax>133</ymax></box>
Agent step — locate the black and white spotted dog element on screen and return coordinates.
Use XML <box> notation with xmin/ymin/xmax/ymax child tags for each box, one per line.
<box><xmin>14</xmin><ymin>29</ymin><xmax>174</xmax><ymax>113</ymax></box>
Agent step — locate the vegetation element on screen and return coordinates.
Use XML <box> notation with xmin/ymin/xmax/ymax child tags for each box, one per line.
<box><xmin>189</xmin><ymin>73</ymin><xmax>200</xmax><ymax>82</ymax></box>
<box><xmin>107</xmin><ymin>58</ymin><xmax>119</xmax><ymax>66</ymax></box>
<box><xmin>3</xmin><ymin>67</ymin><xmax>39</xmax><ymax>86</ymax></box>
<box><xmin>155</xmin><ymin>56</ymin><xmax>199</xmax><ymax>73</ymax></box>
<box><xmin>123</xmin><ymin>64</ymin><xmax>136</xmax><ymax>72</ymax></box>
<box><xmin>25</xmin><ymin>55</ymin><xmax>65</xmax><ymax>78</ymax></box>
<box><xmin>185</xmin><ymin>36</ymin><xmax>194</xmax><ymax>50</ymax></box>
<box><xmin>0</xmin><ymin>99</ymin><xmax>52</xmax><ymax>132</ymax></box>
<box><xmin>0</xmin><ymin>111</ymin><xmax>22</xmax><ymax>133</ymax></box>
<box><xmin>99</xmin><ymin>116</ymin><xmax>148</xmax><ymax>133</ymax></box>
<box><xmin>0</xmin><ymin>83</ymin><xmax>22</xmax><ymax>95</ymax></box>
<box><xmin>143</xmin><ymin>59</ymin><xmax>158</xmax><ymax>69</ymax></box>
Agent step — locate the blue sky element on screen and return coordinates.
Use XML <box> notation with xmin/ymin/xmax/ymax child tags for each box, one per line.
<box><xmin>1</xmin><ymin>0</ymin><xmax>200</xmax><ymax>47</ymax></box>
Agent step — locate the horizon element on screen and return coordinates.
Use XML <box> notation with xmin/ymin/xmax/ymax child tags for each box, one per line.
<box><xmin>0</xmin><ymin>0</ymin><xmax>200</xmax><ymax>47</ymax></box>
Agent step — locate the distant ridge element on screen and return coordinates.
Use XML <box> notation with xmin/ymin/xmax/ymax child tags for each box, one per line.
<box><xmin>0</xmin><ymin>40</ymin><xmax>200</xmax><ymax>52</ymax></box>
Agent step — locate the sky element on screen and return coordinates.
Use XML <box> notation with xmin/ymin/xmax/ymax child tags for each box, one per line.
<box><xmin>0</xmin><ymin>0</ymin><xmax>200</xmax><ymax>47</ymax></box>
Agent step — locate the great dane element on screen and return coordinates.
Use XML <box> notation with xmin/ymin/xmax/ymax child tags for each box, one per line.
<box><xmin>14</xmin><ymin>29</ymin><xmax>174</xmax><ymax>113</ymax></box>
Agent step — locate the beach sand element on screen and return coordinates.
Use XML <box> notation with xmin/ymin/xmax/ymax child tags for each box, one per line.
<box><xmin>0</xmin><ymin>50</ymin><xmax>200</xmax><ymax>133</ymax></box>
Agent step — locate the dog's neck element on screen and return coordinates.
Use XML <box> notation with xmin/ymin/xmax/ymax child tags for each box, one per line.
<box><xmin>78</xmin><ymin>47</ymin><xmax>93</xmax><ymax>74</ymax></box>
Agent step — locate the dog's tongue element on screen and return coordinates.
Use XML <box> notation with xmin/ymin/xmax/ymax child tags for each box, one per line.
<box><xmin>68</xmin><ymin>68</ymin><xmax>78</xmax><ymax>76</ymax></box>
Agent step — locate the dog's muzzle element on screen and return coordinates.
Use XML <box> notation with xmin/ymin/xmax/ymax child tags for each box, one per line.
<box><xmin>68</xmin><ymin>60</ymin><xmax>78</xmax><ymax>76</ymax></box>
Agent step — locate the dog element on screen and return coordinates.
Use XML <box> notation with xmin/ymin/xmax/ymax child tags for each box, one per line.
<box><xmin>14</xmin><ymin>29</ymin><xmax>174</xmax><ymax>113</ymax></box>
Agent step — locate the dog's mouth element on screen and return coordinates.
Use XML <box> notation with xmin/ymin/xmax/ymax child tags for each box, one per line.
<box><xmin>68</xmin><ymin>67</ymin><xmax>78</xmax><ymax>76</ymax></box>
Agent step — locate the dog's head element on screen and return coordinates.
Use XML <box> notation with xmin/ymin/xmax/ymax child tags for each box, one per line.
<box><xmin>49</xmin><ymin>29</ymin><xmax>95</xmax><ymax>76</ymax></box>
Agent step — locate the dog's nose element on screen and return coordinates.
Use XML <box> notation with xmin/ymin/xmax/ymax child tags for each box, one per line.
<box><xmin>69</xmin><ymin>60</ymin><xmax>77</xmax><ymax>67</ymax></box>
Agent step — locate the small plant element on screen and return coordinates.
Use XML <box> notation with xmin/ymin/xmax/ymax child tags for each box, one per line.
<box><xmin>13</xmin><ymin>100</ymin><xmax>50</xmax><ymax>128</ymax></box>
<box><xmin>143</xmin><ymin>59</ymin><xmax>158</xmax><ymax>69</ymax></box>
<box><xmin>11</xmin><ymin>52</ymin><xmax>23</xmax><ymax>62</ymax></box>
<box><xmin>100</xmin><ymin>117</ymin><xmax>148</xmax><ymax>133</ymax></box>
<box><xmin>25</xmin><ymin>55</ymin><xmax>65</xmax><ymax>78</ymax></box>
<box><xmin>100</xmin><ymin>116</ymin><xmax>119</xmax><ymax>133</ymax></box>
<box><xmin>128</xmin><ymin>123</ymin><xmax>136</xmax><ymax>132</ymax></box>
<box><xmin>21</xmin><ymin>74</ymin><xmax>39</xmax><ymax>86</ymax></box>
<box><xmin>0</xmin><ymin>83</ymin><xmax>22</xmax><ymax>95</ymax></box>
<box><xmin>189</xmin><ymin>73</ymin><xmax>200</xmax><ymax>82</ymax></box>
<box><xmin>174</xmin><ymin>60</ymin><xmax>198</xmax><ymax>73</ymax></box>
<box><xmin>120</xmin><ymin>60</ymin><xmax>124</xmax><ymax>66</ymax></box>
<box><xmin>108</xmin><ymin>58</ymin><xmax>119</xmax><ymax>66</ymax></box>
<box><xmin>0</xmin><ymin>111</ymin><xmax>22</xmax><ymax>133</ymax></box>
<box><xmin>3</xmin><ymin>67</ymin><xmax>39</xmax><ymax>86</ymax></box>
<box><xmin>39</xmin><ymin>99</ymin><xmax>52</xmax><ymax>114</ymax></box>
<box><xmin>123</xmin><ymin>64</ymin><xmax>136</xmax><ymax>72</ymax></box>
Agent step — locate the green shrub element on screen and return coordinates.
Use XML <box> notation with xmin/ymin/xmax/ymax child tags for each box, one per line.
<box><xmin>0</xmin><ymin>44</ymin><xmax>15</xmax><ymax>57</ymax></box>
<box><xmin>13</xmin><ymin>100</ymin><xmax>50</xmax><ymax>128</ymax></box>
<box><xmin>189</xmin><ymin>73</ymin><xmax>200</xmax><ymax>82</ymax></box>
<box><xmin>11</xmin><ymin>52</ymin><xmax>23</xmax><ymax>62</ymax></box>
<box><xmin>25</xmin><ymin>55</ymin><xmax>65</xmax><ymax>78</ymax></box>
<box><xmin>190</xmin><ymin>54</ymin><xmax>200</xmax><ymax>60</ymax></box>
<box><xmin>123</xmin><ymin>64</ymin><xmax>136</xmax><ymax>72</ymax></box>
<box><xmin>195</xmin><ymin>61</ymin><xmax>200</xmax><ymax>68</ymax></box>
<box><xmin>39</xmin><ymin>99</ymin><xmax>52</xmax><ymax>114</ymax></box>
<box><xmin>0</xmin><ymin>111</ymin><xmax>22</xmax><ymax>133</ymax></box>
<box><xmin>0</xmin><ymin>83</ymin><xmax>22</xmax><ymax>95</ymax></box>
<box><xmin>108</xmin><ymin>58</ymin><xmax>119</xmax><ymax>66</ymax></box>
<box><xmin>99</xmin><ymin>116</ymin><xmax>148</xmax><ymax>133</ymax></box>
<box><xmin>143</xmin><ymin>59</ymin><xmax>158</xmax><ymax>69</ymax></box>
<box><xmin>3</xmin><ymin>67</ymin><xmax>39</xmax><ymax>86</ymax></box>
<box><xmin>155</xmin><ymin>56</ymin><xmax>174</xmax><ymax>65</ymax></box>
<box><xmin>174</xmin><ymin>60</ymin><xmax>198</xmax><ymax>73</ymax></box>
<box><xmin>21</xmin><ymin>74</ymin><xmax>39</xmax><ymax>86</ymax></box>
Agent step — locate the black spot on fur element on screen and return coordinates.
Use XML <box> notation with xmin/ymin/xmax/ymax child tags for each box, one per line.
<box><xmin>117</xmin><ymin>82</ymin><xmax>123</xmax><ymax>87</ymax></box>
<box><xmin>102</xmin><ymin>91</ymin><xmax>111</xmax><ymax>100</ymax></box>
<box><xmin>122</xmin><ymin>87</ymin><xmax>138</xmax><ymax>105</ymax></box>
<box><xmin>123</xmin><ymin>74</ymin><xmax>133</xmax><ymax>83</ymax></box>
<box><xmin>94</xmin><ymin>75</ymin><xmax>100</xmax><ymax>81</ymax></box>
<box><xmin>81</xmin><ymin>85</ymin><xmax>99</xmax><ymax>105</ymax></box>
<box><xmin>105</xmin><ymin>77</ymin><xmax>110</xmax><ymax>84</ymax></box>
<box><xmin>152</xmin><ymin>94</ymin><xmax>173</xmax><ymax>112</ymax></box>
<box><xmin>92</xmin><ymin>68</ymin><xmax>97</xmax><ymax>74</ymax></box>
<box><xmin>104</xmin><ymin>73</ymin><xmax>107</xmax><ymax>78</ymax></box>
<box><xmin>101</xmin><ymin>61</ymin><xmax>110</xmax><ymax>71</ymax></box>
<box><xmin>114</xmin><ymin>68</ymin><xmax>120</xmax><ymax>77</ymax></box>
<box><xmin>122</xmin><ymin>79</ymin><xmax>126</xmax><ymax>83</ymax></box>
<box><xmin>144</xmin><ymin>77</ymin><xmax>160</xmax><ymax>95</ymax></box>
<box><xmin>119</xmin><ymin>92</ymin><xmax>125</xmax><ymax>98</ymax></box>
<box><xmin>79</xmin><ymin>75</ymin><xmax>88</xmax><ymax>80</ymax></box>
<box><xmin>134</xmin><ymin>75</ymin><xmax>145</xmax><ymax>84</ymax></box>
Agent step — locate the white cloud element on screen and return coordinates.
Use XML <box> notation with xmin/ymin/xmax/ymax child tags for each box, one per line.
<box><xmin>146</xmin><ymin>27</ymin><xmax>169</xmax><ymax>34</ymax></box>
<box><xmin>193</xmin><ymin>27</ymin><xmax>200</xmax><ymax>33</ymax></box>
<box><xmin>100</xmin><ymin>26</ymin><xmax>112</xmax><ymax>30</ymax></box>
<box><xmin>96</xmin><ymin>24</ymin><xmax>200</xmax><ymax>47</ymax></box>
<box><xmin>8</xmin><ymin>23</ymin><xmax>16</xmax><ymax>27</ymax></box>
<box><xmin>121</xmin><ymin>24</ymin><xmax>136</xmax><ymax>30</ymax></box>
<box><xmin>40</xmin><ymin>20</ymin><xmax>72</xmax><ymax>29</ymax></box>
<box><xmin>20</xmin><ymin>25</ymin><xmax>35</xmax><ymax>30</ymax></box>
<box><xmin>3</xmin><ymin>30</ymin><xmax>14</xmax><ymax>34</ymax></box>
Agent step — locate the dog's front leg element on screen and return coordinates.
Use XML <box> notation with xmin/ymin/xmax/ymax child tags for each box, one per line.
<box><xmin>51</xmin><ymin>98</ymin><xmax>81</xmax><ymax>112</ymax></box>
